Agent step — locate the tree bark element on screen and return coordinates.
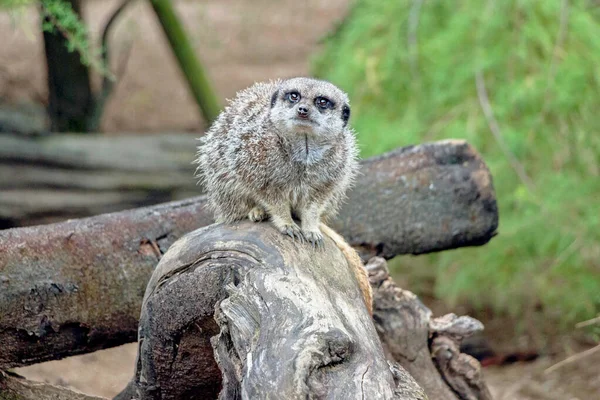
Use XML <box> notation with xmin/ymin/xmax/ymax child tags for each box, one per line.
<box><xmin>115</xmin><ymin>221</ymin><xmax>427</xmax><ymax>400</ymax></box>
<box><xmin>0</xmin><ymin>140</ymin><xmax>498</xmax><ymax>369</ymax></box>
<box><xmin>333</xmin><ymin>139</ymin><xmax>498</xmax><ymax>259</ymax></box>
<box><xmin>366</xmin><ymin>257</ymin><xmax>493</xmax><ymax>400</ymax></box>
<box><xmin>42</xmin><ymin>0</ymin><xmax>94</xmax><ymax>132</ymax></box>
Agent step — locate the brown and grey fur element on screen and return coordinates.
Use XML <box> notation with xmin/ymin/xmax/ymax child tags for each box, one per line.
<box><xmin>194</xmin><ymin>77</ymin><xmax>358</xmax><ymax>246</ymax></box>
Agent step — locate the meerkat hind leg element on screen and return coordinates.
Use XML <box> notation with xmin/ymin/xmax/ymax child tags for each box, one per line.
<box><xmin>264</xmin><ymin>202</ymin><xmax>304</xmax><ymax>242</ymax></box>
<box><xmin>298</xmin><ymin>203</ymin><xmax>325</xmax><ymax>248</ymax></box>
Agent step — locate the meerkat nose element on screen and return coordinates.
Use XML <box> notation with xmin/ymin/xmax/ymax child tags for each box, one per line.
<box><xmin>297</xmin><ymin>105</ymin><xmax>309</xmax><ymax>118</ymax></box>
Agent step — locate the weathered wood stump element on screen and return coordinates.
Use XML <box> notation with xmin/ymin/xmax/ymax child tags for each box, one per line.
<box><xmin>115</xmin><ymin>222</ymin><xmax>423</xmax><ymax>399</ymax></box>
<box><xmin>114</xmin><ymin>222</ymin><xmax>491</xmax><ymax>399</ymax></box>
<box><xmin>366</xmin><ymin>257</ymin><xmax>492</xmax><ymax>400</ymax></box>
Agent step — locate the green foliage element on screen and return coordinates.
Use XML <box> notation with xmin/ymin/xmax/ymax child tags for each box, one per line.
<box><xmin>0</xmin><ymin>0</ymin><xmax>34</xmax><ymax>8</ymax></box>
<box><xmin>0</xmin><ymin>0</ymin><xmax>109</xmax><ymax>76</ymax></box>
<box><xmin>314</xmin><ymin>0</ymin><xmax>600</xmax><ymax>328</ymax></box>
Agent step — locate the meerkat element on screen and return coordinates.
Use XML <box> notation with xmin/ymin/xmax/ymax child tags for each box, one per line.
<box><xmin>194</xmin><ymin>77</ymin><xmax>372</xmax><ymax>313</ymax></box>
<box><xmin>194</xmin><ymin>77</ymin><xmax>359</xmax><ymax>247</ymax></box>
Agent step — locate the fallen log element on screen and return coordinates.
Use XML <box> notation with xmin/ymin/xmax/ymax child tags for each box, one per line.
<box><xmin>334</xmin><ymin>140</ymin><xmax>498</xmax><ymax>258</ymax></box>
<box><xmin>0</xmin><ymin>140</ymin><xmax>498</xmax><ymax>369</ymax></box>
<box><xmin>0</xmin><ymin>133</ymin><xmax>198</xmax><ymax>228</ymax></box>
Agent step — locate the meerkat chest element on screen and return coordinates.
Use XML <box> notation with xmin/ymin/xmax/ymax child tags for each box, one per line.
<box><xmin>287</xmin><ymin>135</ymin><xmax>333</xmax><ymax>167</ymax></box>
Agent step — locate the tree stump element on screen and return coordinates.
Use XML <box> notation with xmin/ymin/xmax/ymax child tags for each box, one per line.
<box><xmin>366</xmin><ymin>258</ymin><xmax>492</xmax><ymax>400</ymax></box>
<box><xmin>116</xmin><ymin>221</ymin><xmax>490</xmax><ymax>400</ymax></box>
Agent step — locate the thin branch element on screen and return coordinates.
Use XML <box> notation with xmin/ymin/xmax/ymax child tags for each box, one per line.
<box><xmin>475</xmin><ymin>69</ymin><xmax>536</xmax><ymax>193</ymax></box>
<box><xmin>545</xmin><ymin>237</ymin><xmax>580</xmax><ymax>272</ymax></box>
<box><xmin>88</xmin><ymin>0</ymin><xmax>135</xmax><ymax>131</ymax></box>
<box><xmin>100</xmin><ymin>0</ymin><xmax>134</xmax><ymax>84</ymax></box>
<box><xmin>576</xmin><ymin>314</ymin><xmax>600</xmax><ymax>329</ymax></box>
<box><xmin>543</xmin><ymin>344</ymin><xmax>600</xmax><ymax>375</ymax></box>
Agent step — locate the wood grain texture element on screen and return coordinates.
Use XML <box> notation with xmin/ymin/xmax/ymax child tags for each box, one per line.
<box><xmin>367</xmin><ymin>257</ymin><xmax>493</xmax><ymax>400</ymax></box>
<box><xmin>115</xmin><ymin>226</ymin><xmax>490</xmax><ymax>399</ymax></box>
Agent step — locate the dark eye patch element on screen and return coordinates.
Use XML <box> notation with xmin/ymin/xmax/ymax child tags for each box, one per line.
<box><xmin>270</xmin><ymin>90</ymin><xmax>279</xmax><ymax>108</ymax></box>
<box><xmin>315</xmin><ymin>96</ymin><xmax>334</xmax><ymax>110</ymax></box>
<box><xmin>341</xmin><ymin>105</ymin><xmax>350</xmax><ymax>126</ymax></box>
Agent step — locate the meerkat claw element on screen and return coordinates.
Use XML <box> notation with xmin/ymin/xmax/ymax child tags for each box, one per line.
<box><xmin>281</xmin><ymin>224</ymin><xmax>304</xmax><ymax>243</ymax></box>
<box><xmin>303</xmin><ymin>230</ymin><xmax>324</xmax><ymax>248</ymax></box>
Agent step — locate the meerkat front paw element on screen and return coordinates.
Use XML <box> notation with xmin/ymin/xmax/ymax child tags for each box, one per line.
<box><xmin>276</xmin><ymin>222</ymin><xmax>305</xmax><ymax>242</ymax></box>
<box><xmin>302</xmin><ymin>229</ymin><xmax>324</xmax><ymax>248</ymax></box>
<box><xmin>248</xmin><ymin>206</ymin><xmax>267</xmax><ymax>222</ymax></box>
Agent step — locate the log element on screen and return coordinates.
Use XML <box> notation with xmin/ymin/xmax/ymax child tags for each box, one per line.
<box><xmin>334</xmin><ymin>140</ymin><xmax>498</xmax><ymax>259</ymax></box>
<box><xmin>115</xmin><ymin>221</ymin><xmax>426</xmax><ymax>400</ymax></box>
<box><xmin>0</xmin><ymin>139</ymin><xmax>498</xmax><ymax>369</ymax></box>
<box><xmin>0</xmin><ymin>133</ymin><xmax>198</xmax><ymax>228</ymax></box>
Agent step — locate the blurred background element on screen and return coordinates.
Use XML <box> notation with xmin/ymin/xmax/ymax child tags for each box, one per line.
<box><xmin>1</xmin><ymin>0</ymin><xmax>599</xmax><ymax>399</ymax></box>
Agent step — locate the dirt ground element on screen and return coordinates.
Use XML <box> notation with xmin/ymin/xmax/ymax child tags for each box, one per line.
<box><xmin>1</xmin><ymin>1</ymin><xmax>599</xmax><ymax>399</ymax></box>
<box><xmin>16</xmin><ymin>341</ymin><xmax>600</xmax><ymax>399</ymax></box>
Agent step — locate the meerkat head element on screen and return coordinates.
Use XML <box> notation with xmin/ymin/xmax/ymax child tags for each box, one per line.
<box><xmin>268</xmin><ymin>77</ymin><xmax>351</xmax><ymax>138</ymax></box>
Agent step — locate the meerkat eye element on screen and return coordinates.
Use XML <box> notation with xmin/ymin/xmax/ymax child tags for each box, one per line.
<box><xmin>287</xmin><ymin>91</ymin><xmax>301</xmax><ymax>103</ymax></box>
<box><xmin>315</xmin><ymin>97</ymin><xmax>333</xmax><ymax>110</ymax></box>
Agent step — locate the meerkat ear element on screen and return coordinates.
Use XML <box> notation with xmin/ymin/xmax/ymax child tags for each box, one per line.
<box><xmin>342</xmin><ymin>104</ymin><xmax>351</xmax><ymax>127</ymax></box>
<box><xmin>270</xmin><ymin>90</ymin><xmax>279</xmax><ymax>108</ymax></box>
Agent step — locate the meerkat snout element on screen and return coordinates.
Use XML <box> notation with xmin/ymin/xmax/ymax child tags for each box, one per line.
<box><xmin>297</xmin><ymin>105</ymin><xmax>310</xmax><ymax>118</ymax></box>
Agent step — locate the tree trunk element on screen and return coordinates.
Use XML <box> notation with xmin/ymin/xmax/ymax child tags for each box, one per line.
<box><xmin>42</xmin><ymin>0</ymin><xmax>94</xmax><ymax>132</ymax></box>
<box><xmin>0</xmin><ymin>140</ymin><xmax>498</xmax><ymax>369</ymax></box>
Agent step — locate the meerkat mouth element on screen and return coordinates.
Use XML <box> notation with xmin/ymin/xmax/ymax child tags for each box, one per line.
<box><xmin>294</xmin><ymin>117</ymin><xmax>318</xmax><ymax>126</ymax></box>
